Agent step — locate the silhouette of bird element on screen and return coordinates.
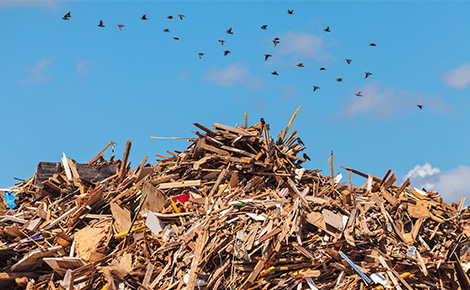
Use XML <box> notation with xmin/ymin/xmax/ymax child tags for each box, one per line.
<box><xmin>224</xmin><ymin>50</ymin><xmax>231</xmax><ymax>56</ymax></box>
<box><xmin>297</xmin><ymin>63</ymin><xmax>304</xmax><ymax>67</ymax></box>
<box><xmin>163</xmin><ymin>29</ymin><xmax>170</xmax><ymax>32</ymax></box>
<box><xmin>365</xmin><ymin>72</ymin><xmax>372</xmax><ymax>79</ymax></box>
<box><xmin>346</xmin><ymin>59</ymin><xmax>352</xmax><ymax>64</ymax></box>
<box><xmin>226</xmin><ymin>27</ymin><xmax>233</xmax><ymax>34</ymax></box>
<box><xmin>264</xmin><ymin>54</ymin><xmax>272</xmax><ymax>61</ymax></box>
<box><xmin>417</xmin><ymin>105</ymin><xmax>423</xmax><ymax>109</ymax></box>
<box><xmin>272</xmin><ymin>71</ymin><xmax>279</xmax><ymax>76</ymax></box>
<box><xmin>98</xmin><ymin>20</ymin><xmax>105</xmax><ymax>27</ymax></box>
<box><xmin>198</xmin><ymin>53</ymin><xmax>204</xmax><ymax>59</ymax></box>
<box><xmin>370</xmin><ymin>43</ymin><xmax>376</xmax><ymax>46</ymax></box>
<box><xmin>261</xmin><ymin>25</ymin><xmax>268</xmax><ymax>30</ymax></box>
<box><xmin>178</xmin><ymin>14</ymin><xmax>185</xmax><ymax>20</ymax></box>
<box><xmin>296</xmin><ymin>137</ymin><xmax>305</xmax><ymax>146</ymax></box>
<box><xmin>167</xmin><ymin>16</ymin><xmax>173</xmax><ymax>19</ymax></box>
<box><xmin>218</xmin><ymin>40</ymin><xmax>225</xmax><ymax>45</ymax></box>
<box><xmin>141</xmin><ymin>14</ymin><xmax>147</xmax><ymax>20</ymax></box>
<box><xmin>173</xmin><ymin>37</ymin><xmax>179</xmax><ymax>40</ymax></box>
<box><xmin>336</xmin><ymin>78</ymin><xmax>342</xmax><ymax>82</ymax></box>
<box><xmin>324</xmin><ymin>26</ymin><xmax>331</xmax><ymax>32</ymax></box>
<box><xmin>260</xmin><ymin>118</ymin><xmax>265</xmax><ymax>125</ymax></box>
<box><xmin>62</xmin><ymin>12</ymin><xmax>71</xmax><ymax>20</ymax></box>
<box><xmin>320</xmin><ymin>67</ymin><xmax>326</xmax><ymax>71</ymax></box>
<box><xmin>273</xmin><ymin>39</ymin><xmax>280</xmax><ymax>47</ymax></box>
<box><xmin>355</xmin><ymin>91</ymin><xmax>363</xmax><ymax>97</ymax></box>
<box><xmin>287</xmin><ymin>9</ymin><xmax>294</xmax><ymax>14</ymax></box>
<box><xmin>118</xmin><ymin>24</ymin><xmax>124</xmax><ymax>30</ymax></box>
<box><xmin>303</xmin><ymin>153</ymin><xmax>311</xmax><ymax>161</ymax></box>
<box><xmin>313</xmin><ymin>86</ymin><xmax>320</xmax><ymax>92</ymax></box>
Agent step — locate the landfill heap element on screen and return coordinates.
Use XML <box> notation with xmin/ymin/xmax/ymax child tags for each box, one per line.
<box><xmin>1</xmin><ymin>115</ymin><xmax>470</xmax><ymax>290</ymax></box>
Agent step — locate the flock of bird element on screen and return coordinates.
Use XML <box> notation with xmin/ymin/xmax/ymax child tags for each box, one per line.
<box><xmin>62</xmin><ymin>10</ymin><xmax>424</xmax><ymax>110</ymax></box>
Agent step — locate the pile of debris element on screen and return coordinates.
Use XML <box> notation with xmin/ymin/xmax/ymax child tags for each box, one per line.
<box><xmin>1</xmin><ymin>110</ymin><xmax>470</xmax><ymax>290</ymax></box>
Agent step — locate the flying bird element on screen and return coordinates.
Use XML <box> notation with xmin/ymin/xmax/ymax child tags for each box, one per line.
<box><xmin>365</xmin><ymin>72</ymin><xmax>372</xmax><ymax>79</ymax></box>
<box><xmin>198</xmin><ymin>53</ymin><xmax>204</xmax><ymax>59</ymax></box>
<box><xmin>178</xmin><ymin>14</ymin><xmax>185</xmax><ymax>20</ymax></box>
<box><xmin>323</xmin><ymin>26</ymin><xmax>331</xmax><ymax>32</ymax></box>
<box><xmin>62</xmin><ymin>12</ymin><xmax>71</xmax><ymax>20</ymax></box>
<box><xmin>224</xmin><ymin>50</ymin><xmax>231</xmax><ymax>56</ymax></box>
<box><xmin>273</xmin><ymin>39</ymin><xmax>280</xmax><ymax>47</ymax></box>
<box><xmin>264</xmin><ymin>54</ymin><xmax>272</xmax><ymax>61</ymax></box>
<box><xmin>287</xmin><ymin>9</ymin><xmax>294</xmax><ymax>14</ymax></box>
<box><xmin>163</xmin><ymin>29</ymin><xmax>170</xmax><ymax>32</ymax></box>
<box><xmin>370</xmin><ymin>43</ymin><xmax>376</xmax><ymax>46</ymax></box>
<box><xmin>261</xmin><ymin>25</ymin><xmax>268</xmax><ymax>30</ymax></box>
<box><xmin>336</xmin><ymin>78</ymin><xmax>342</xmax><ymax>82</ymax></box>
<box><xmin>417</xmin><ymin>105</ymin><xmax>423</xmax><ymax>109</ymax></box>
<box><xmin>173</xmin><ymin>37</ymin><xmax>180</xmax><ymax>40</ymax></box>
<box><xmin>355</xmin><ymin>91</ymin><xmax>363</xmax><ymax>97</ymax></box>
<box><xmin>303</xmin><ymin>153</ymin><xmax>311</xmax><ymax>161</ymax></box>
<box><xmin>141</xmin><ymin>14</ymin><xmax>147</xmax><ymax>20</ymax></box>
<box><xmin>98</xmin><ymin>20</ymin><xmax>105</xmax><ymax>27</ymax></box>
<box><xmin>297</xmin><ymin>63</ymin><xmax>304</xmax><ymax>67</ymax></box>
<box><xmin>118</xmin><ymin>24</ymin><xmax>124</xmax><ymax>30</ymax></box>
<box><xmin>167</xmin><ymin>16</ymin><xmax>173</xmax><ymax>19</ymax></box>
<box><xmin>226</xmin><ymin>27</ymin><xmax>233</xmax><ymax>34</ymax></box>
<box><xmin>313</xmin><ymin>86</ymin><xmax>320</xmax><ymax>92</ymax></box>
<box><xmin>346</xmin><ymin>59</ymin><xmax>352</xmax><ymax>64</ymax></box>
<box><xmin>320</xmin><ymin>67</ymin><xmax>326</xmax><ymax>71</ymax></box>
<box><xmin>272</xmin><ymin>71</ymin><xmax>279</xmax><ymax>76</ymax></box>
<box><xmin>218</xmin><ymin>40</ymin><xmax>225</xmax><ymax>45</ymax></box>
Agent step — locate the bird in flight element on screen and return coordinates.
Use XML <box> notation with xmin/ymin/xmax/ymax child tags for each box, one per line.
<box><xmin>178</xmin><ymin>14</ymin><xmax>185</xmax><ymax>20</ymax></box>
<box><xmin>118</xmin><ymin>24</ymin><xmax>124</xmax><ymax>30</ymax></box>
<box><xmin>370</xmin><ymin>43</ymin><xmax>376</xmax><ymax>46</ymax></box>
<box><xmin>313</xmin><ymin>86</ymin><xmax>320</xmax><ymax>92</ymax></box>
<box><xmin>62</xmin><ymin>12</ymin><xmax>71</xmax><ymax>20</ymax></box>
<box><xmin>98</xmin><ymin>20</ymin><xmax>105</xmax><ymax>27</ymax></box>
<box><xmin>261</xmin><ymin>25</ymin><xmax>268</xmax><ymax>30</ymax></box>
<box><xmin>198</xmin><ymin>53</ymin><xmax>204</xmax><ymax>59</ymax></box>
<box><xmin>272</xmin><ymin>71</ymin><xmax>279</xmax><ymax>76</ymax></box>
<box><xmin>320</xmin><ymin>67</ymin><xmax>326</xmax><ymax>71</ymax></box>
<box><xmin>336</xmin><ymin>78</ymin><xmax>342</xmax><ymax>82</ymax></box>
<box><xmin>167</xmin><ymin>16</ymin><xmax>173</xmax><ymax>19</ymax></box>
<box><xmin>226</xmin><ymin>27</ymin><xmax>233</xmax><ymax>34</ymax></box>
<box><xmin>346</xmin><ymin>59</ymin><xmax>352</xmax><ymax>64</ymax></box>
<box><xmin>297</xmin><ymin>63</ymin><xmax>304</xmax><ymax>67</ymax></box>
<box><xmin>355</xmin><ymin>91</ymin><xmax>363</xmax><ymax>97</ymax></box>
<box><xmin>264</xmin><ymin>54</ymin><xmax>272</xmax><ymax>61</ymax></box>
<box><xmin>287</xmin><ymin>9</ymin><xmax>294</xmax><ymax>14</ymax></box>
<box><xmin>417</xmin><ymin>105</ymin><xmax>423</xmax><ymax>109</ymax></box>
<box><xmin>141</xmin><ymin>14</ymin><xmax>147</xmax><ymax>20</ymax></box>
<box><xmin>224</xmin><ymin>50</ymin><xmax>231</xmax><ymax>56</ymax></box>
<box><xmin>218</xmin><ymin>40</ymin><xmax>225</xmax><ymax>45</ymax></box>
<box><xmin>273</xmin><ymin>38</ymin><xmax>280</xmax><ymax>47</ymax></box>
<box><xmin>173</xmin><ymin>37</ymin><xmax>180</xmax><ymax>40</ymax></box>
<box><xmin>163</xmin><ymin>29</ymin><xmax>170</xmax><ymax>32</ymax></box>
<box><xmin>324</xmin><ymin>26</ymin><xmax>331</xmax><ymax>32</ymax></box>
<box><xmin>365</xmin><ymin>72</ymin><xmax>372</xmax><ymax>79</ymax></box>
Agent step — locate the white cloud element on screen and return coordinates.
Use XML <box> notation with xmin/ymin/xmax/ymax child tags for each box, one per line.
<box><xmin>278</xmin><ymin>31</ymin><xmax>332</xmax><ymax>61</ymax></box>
<box><xmin>282</xmin><ymin>85</ymin><xmax>300</xmax><ymax>100</ymax></box>
<box><xmin>404</xmin><ymin>163</ymin><xmax>470</xmax><ymax>205</ymax></box>
<box><xmin>77</xmin><ymin>60</ymin><xmax>93</xmax><ymax>79</ymax></box>
<box><xmin>18</xmin><ymin>58</ymin><xmax>54</xmax><ymax>85</ymax></box>
<box><xmin>204</xmin><ymin>63</ymin><xmax>264</xmax><ymax>90</ymax></box>
<box><xmin>338</xmin><ymin>81</ymin><xmax>451</xmax><ymax>121</ymax></box>
<box><xmin>442</xmin><ymin>63</ymin><xmax>470</xmax><ymax>89</ymax></box>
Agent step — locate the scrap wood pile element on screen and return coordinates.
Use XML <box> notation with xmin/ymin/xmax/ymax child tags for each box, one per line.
<box><xmin>1</xmin><ymin>112</ymin><xmax>470</xmax><ymax>290</ymax></box>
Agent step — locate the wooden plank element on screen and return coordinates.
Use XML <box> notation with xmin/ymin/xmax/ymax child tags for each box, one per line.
<box><xmin>281</xmin><ymin>105</ymin><xmax>301</xmax><ymax>141</ymax></box>
<box><xmin>212</xmin><ymin>122</ymin><xmax>257</xmax><ymax>136</ymax></box>
<box><xmin>118</xmin><ymin>140</ymin><xmax>132</xmax><ymax>183</ymax></box>
<box><xmin>199</xmin><ymin>142</ymin><xmax>230</xmax><ymax>156</ymax></box>
<box><xmin>186</xmin><ymin>230</ymin><xmax>209</xmax><ymax>290</ymax></box>
<box><xmin>157</xmin><ymin>180</ymin><xmax>201</xmax><ymax>190</ymax></box>
<box><xmin>87</xmin><ymin>141</ymin><xmax>115</xmax><ymax>165</ymax></box>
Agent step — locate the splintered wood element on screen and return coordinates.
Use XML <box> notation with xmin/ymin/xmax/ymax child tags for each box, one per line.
<box><xmin>1</xmin><ymin>112</ymin><xmax>470</xmax><ymax>290</ymax></box>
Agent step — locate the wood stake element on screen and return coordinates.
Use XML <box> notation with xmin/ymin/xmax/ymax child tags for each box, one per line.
<box><xmin>281</xmin><ymin>105</ymin><xmax>301</xmax><ymax>142</ymax></box>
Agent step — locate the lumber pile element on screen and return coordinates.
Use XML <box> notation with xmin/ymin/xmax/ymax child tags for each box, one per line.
<box><xmin>1</xmin><ymin>113</ymin><xmax>470</xmax><ymax>290</ymax></box>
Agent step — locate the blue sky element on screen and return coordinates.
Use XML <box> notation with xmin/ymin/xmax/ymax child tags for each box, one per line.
<box><xmin>1</xmin><ymin>0</ymin><xmax>470</xmax><ymax>205</ymax></box>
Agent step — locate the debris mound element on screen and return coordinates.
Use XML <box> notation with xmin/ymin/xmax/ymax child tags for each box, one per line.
<box><xmin>1</xmin><ymin>115</ymin><xmax>469</xmax><ymax>290</ymax></box>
